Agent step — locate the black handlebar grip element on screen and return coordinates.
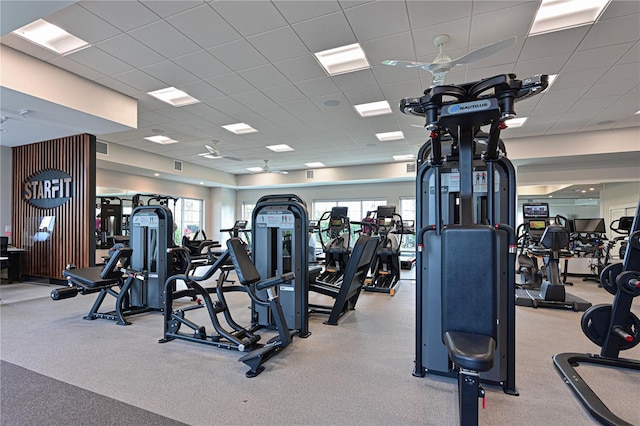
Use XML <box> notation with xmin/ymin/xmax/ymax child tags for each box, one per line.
<box><xmin>51</xmin><ymin>287</ymin><xmax>79</xmax><ymax>300</ymax></box>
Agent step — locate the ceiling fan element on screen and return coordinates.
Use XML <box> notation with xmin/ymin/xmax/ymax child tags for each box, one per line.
<box><xmin>382</xmin><ymin>34</ymin><xmax>517</xmax><ymax>87</ymax></box>
<box><xmin>253</xmin><ymin>160</ymin><xmax>288</xmax><ymax>175</ymax></box>
<box><xmin>197</xmin><ymin>140</ymin><xmax>242</xmax><ymax>161</ymax></box>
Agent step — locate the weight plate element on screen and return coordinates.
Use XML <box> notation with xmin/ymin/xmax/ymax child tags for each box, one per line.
<box><xmin>581</xmin><ymin>304</ymin><xmax>640</xmax><ymax>350</ymax></box>
<box><xmin>616</xmin><ymin>270</ymin><xmax>640</xmax><ymax>297</ymax></box>
<box><xmin>599</xmin><ymin>263</ymin><xmax>622</xmax><ymax>296</ymax></box>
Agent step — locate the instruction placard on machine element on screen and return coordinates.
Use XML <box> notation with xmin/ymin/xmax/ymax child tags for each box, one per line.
<box><xmin>255</xmin><ymin>210</ymin><xmax>295</xmax><ymax>229</ymax></box>
<box><xmin>132</xmin><ymin>214</ymin><xmax>159</xmax><ymax>227</ymax></box>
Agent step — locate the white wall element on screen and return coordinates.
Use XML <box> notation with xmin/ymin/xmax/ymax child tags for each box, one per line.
<box><xmin>600</xmin><ymin>181</ymin><xmax>640</xmax><ymax>225</ymax></box>
<box><xmin>0</xmin><ymin>145</ymin><xmax>12</xmax><ymax>243</ymax></box>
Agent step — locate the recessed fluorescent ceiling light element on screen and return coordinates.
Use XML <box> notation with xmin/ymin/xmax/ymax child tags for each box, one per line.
<box><xmin>393</xmin><ymin>154</ymin><xmax>415</xmax><ymax>161</ymax></box>
<box><xmin>266</xmin><ymin>144</ymin><xmax>294</xmax><ymax>152</ymax></box>
<box><xmin>376</xmin><ymin>131</ymin><xmax>404</xmax><ymax>142</ymax></box>
<box><xmin>354</xmin><ymin>101</ymin><xmax>392</xmax><ymax>117</ymax></box>
<box><xmin>314</xmin><ymin>43</ymin><xmax>370</xmax><ymax>76</ymax></box>
<box><xmin>247</xmin><ymin>167</ymin><xmax>263</xmax><ymax>172</ymax></box>
<box><xmin>529</xmin><ymin>0</ymin><xmax>611</xmax><ymax>36</ymax></box>
<box><xmin>198</xmin><ymin>154</ymin><xmax>221</xmax><ymax>159</ymax></box>
<box><xmin>12</xmin><ymin>19</ymin><xmax>90</xmax><ymax>54</ymax></box>
<box><xmin>635</xmin><ymin>110</ymin><xmax>640</xmax><ymax>115</ymax></box>
<box><xmin>504</xmin><ymin>117</ymin><xmax>528</xmax><ymax>128</ymax></box>
<box><xmin>148</xmin><ymin>87</ymin><xmax>200</xmax><ymax>107</ymax></box>
<box><xmin>222</xmin><ymin>123</ymin><xmax>258</xmax><ymax>134</ymax></box>
<box><xmin>305</xmin><ymin>162</ymin><xmax>325</xmax><ymax>168</ymax></box>
<box><xmin>145</xmin><ymin>135</ymin><xmax>179</xmax><ymax>144</ymax></box>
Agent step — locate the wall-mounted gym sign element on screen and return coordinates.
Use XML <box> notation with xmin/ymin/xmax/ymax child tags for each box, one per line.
<box><xmin>23</xmin><ymin>169</ymin><xmax>73</xmax><ymax>208</ymax></box>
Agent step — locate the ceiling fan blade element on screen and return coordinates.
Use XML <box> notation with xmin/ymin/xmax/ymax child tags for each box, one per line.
<box><xmin>205</xmin><ymin>144</ymin><xmax>215</xmax><ymax>153</ymax></box>
<box><xmin>382</xmin><ymin>59</ymin><xmax>445</xmax><ymax>72</ymax></box>
<box><xmin>451</xmin><ymin>36</ymin><xmax>517</xmax><ymax>65</ymax></box>
<box><xmin>221</xmin><ymin>154</ymin><xmax>242</xmax><ymax>161</ymax></box>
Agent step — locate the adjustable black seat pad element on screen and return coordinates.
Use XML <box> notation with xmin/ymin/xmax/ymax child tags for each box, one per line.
<box><xmin>226</xmin><ymin>238</ymin><xmax>260</xmax><ymax>286</ymax></box>
<box><xmin>62</xmin><ymin>247</ymin><xmax>132</xmax><ymax>288</ymax></box>
<box><xmin>441</xmin><ymin>225</ymin><xmax>497</xmax><ymax>373</ymax></box>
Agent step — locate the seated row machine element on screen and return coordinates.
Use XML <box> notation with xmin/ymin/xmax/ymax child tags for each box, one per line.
<box><xmin>161</xmin><ymin>238</ymin><xmax>296</xmax><ymax>377</ymax></box>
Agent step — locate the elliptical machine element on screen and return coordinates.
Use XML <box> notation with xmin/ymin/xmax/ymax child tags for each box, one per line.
<box><xmin>316</xmin><ymin>206</ymin><xmax>351</xmax><ymax>286</ymax></box>
<box><xmin>363</xmin><ymin>205</ymin><xmax>404</xmax><ymax>296</ymax></box>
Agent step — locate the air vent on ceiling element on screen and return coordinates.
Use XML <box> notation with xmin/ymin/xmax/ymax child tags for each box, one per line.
<box><xmin>96</xmin><ymin>140</ymin><xmax>108</xmax><ymax>155</ymax></box>
<box><xmin>174</xmin><ymin>160</ymin><xmax>183</xmax><ymax>172</ymax></box>
<box><xmin>306</xmin><ymin>170</ymin><xmax>314</xmax><ymax>179</ymax></box>
<box><xmin>406</xmin><ymin>162</ymin><xmax>416</xmax><ymax>173</ymax></box>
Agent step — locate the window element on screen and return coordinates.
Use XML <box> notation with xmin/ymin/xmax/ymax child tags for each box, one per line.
<box><xmin>171</xmin><ymin>198</ymin><xmax>203</xmax><ymax>244</ymax></box>
<box><xmin>312</xmin><ymin>198</ymin><xmax>387</xmax><ymax>248</ymax></box>
<box><xmin>399</xmin><ymin>197</ymin><xmax>416</xmax><ymax>251</ymax></box>
<box><xmin>242</xmin><ymin>202</ymin><xmax>255</xmax><ymax>221</ymax></box>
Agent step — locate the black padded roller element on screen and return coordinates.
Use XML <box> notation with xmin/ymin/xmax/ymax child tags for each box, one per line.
<box><xmin>51</xmin><ymin>287</ymin><xmax>78</xmax><ymax>300</ymax></box>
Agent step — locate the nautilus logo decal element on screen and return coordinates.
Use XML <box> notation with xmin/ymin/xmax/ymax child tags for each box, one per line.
<box><xmin>447</xmin><ymin>100</ymin><xmax>492</xmax><ymax>114</ymax></box>
<box><xmin>23</xmin><ymin>169</ymin><xmax>73</xmax><ymax>208</ymax></box>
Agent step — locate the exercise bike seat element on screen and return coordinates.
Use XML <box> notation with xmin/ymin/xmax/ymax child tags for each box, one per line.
<box><xmin>443</xmin><ymin>330</ymin><xmax>496</xmax><ymax>372</ymax></box>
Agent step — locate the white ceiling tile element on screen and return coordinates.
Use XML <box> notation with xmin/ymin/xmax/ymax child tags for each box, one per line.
<box><xmin>599</xmin><ymin>0</ymin><xmax>640</xmax><ymax>21</ymax></box>
<box><xmin>580</xmin><ymin>14</ymin><xmax>640</xmax><ymax>50</ymax></box>
<box><xmin>47</xmin><ymin>4</ymin><xmax>121</xmax><ymax>44</ymax></box>
<box><xmin>618</xmin><ymin>41</ymin><xmax>639</xmax><ymax>65</ymax></box>
<box><xmin>411</xmin><ymin>18</ymin><xmax>472</xmax><ymax>59</ymax></box>
<box><xmin>342</xmin><ymin>86</ymin><xmax>385</xmax><ymax>105</ymax></box>
<box><xmin>165</xmin><ymin>4</ymin><xmax>241</xmax><ymax>49</ymax></box>
<box><xmin>273</xmin><ymin>1</ymin><xmax>341</xmax><ymax>24</ymax></box>
<box><xmin>79</xmin><ymin>1</ymin><xmax>160</xmax><ymax>32</ymax></box>
<box><xmin>263</xmin><ymin>85</ymin><xmax>307</xmax><ymax>104</ymax></box>
<box><xmin>564</xmin><ymin>43</ymin><xmax>634</xmax><ymax>73</ymax></box>
<box><xmin>112</xmin><ymin>69</ymin><xmax>165</xmax><ymax>92</ymax></box>
<box><xmin>332</xmin><ymin>68</ymin><xmax>378</xmax><ymax>92</ymax></box>
<box><xmin>552</xmin><ymin>67</ymin><xmax>609</xmax><ymax>91</ymax></box>
<box><xmin>207</xmin><ymin>39</ymin><xmax>269</xmax><ymax>71</ymax></box>
<box><xmin>362</xmin><ymin>32</ymin><xmax>414</xmax><ymax>65</ymax></box>
<box><xmin>210</xmin><ymin>1</ymin><xmax>288</xmax><ymax>37</ymax></box>
<box><xmin>372</xmin><ymin>63</ymin><xmax>421</xmax><ymax>85</ymax></box>
<box><xmin>274</xmin><ymin>55</ymin><xmax>327</xmax><ymax>82</ymax></box>
<box><xmin>234</xmin><ymin>91</ymin><xmax>280</xmax><ymax>110</ymax></box>
<box><xmin>583</xmin><ymin>80</ymin><xmax>639</xmax><ymax>99</ymax></box>
<box><xmin>141</xmin><ymin>61</ymin><xmax>199</xmax><ymax>86</ymax></box>
<box><xmin>539</xmin><ymin>86</ymin><xmax>586</xmax><ymax>105</ymax></box>
<box><xmin>239</xmin><ymin>65</ymin><xmax>290</xmax><ymax>90</ymax></box>
<box><xmin>179</xmin><ymin>80</ymin><xmax>226</xmax><ymax>102</ymax></box>
<box><xmin>601</xmin><ymin>62</ymin><xmax>640</xmax><ymax>83</ymax></box>
<box><xmin>247</xmin><ymin>27</ymin><xmax>309</xmax><ymax>63</ymax></box>
<box><xmin>96</xmin><ymin>34</ymin><xmax>165</xmax><ymax>68</ymax></box>
<box><xmin>294</xmin><ymin>76</ymin><xmax>341</xmax><ymax>98</ymax></box>
<box><xmin>569</xmin><ymin>95</ymin><xmax>619</xmax><ymax>112</ymax></box>
<box><xmin>344</xmin><ymin>1</ymin><xmax>409</xmax><ymax>42</ymax></box>
<box><xmin>206</xmin><ymin>73</ymin><xmax>256</xmax><ymax>96</ymax></box>
<box><xmin>406</xmin><ymin>1</ymin><xmax>472</xmax><ymax>29</ymax></box>
<box><xmin>172</xmin><ymin>51</ymin><xmax>231</xmax><ymax>80</ymax></box>
<box><xmin>465</xmin><ymin>38</ymin><xmax>524</xmax><ymax>70</ymax></box>
<box><xmin>66</xmin><ymin>46</ymin><xmax>133</xmax><ymax>75</ymax></box>
<box><xmin>520</xmin><ymin>26</ymin><xmax>590</xmax><ymax>61</ymax></box>
<box><xmin>129</xmin><ymin>20</ymin><xmax>201</xmax><ymax>59</ymax></box>
<box><xmin>513</xmin><ymin>53</ymin><xmax>572</xmax><ymax>77</ymax></box>
<box><xmin>292</xmin><ymin>11</ymin><xmax>356</xmax><ymax>52</ymax></box>
<box><xmin>180</xmin><ymin>103</ymin><xmax>234</xmax><ymax>125</ymax></box>
<box><xmin>140</xmin><ymin>1</ymin><xmax>203</xmax><ymax>18</ymax></box>
<box><xmin>470</xmin><ymin>2</ymin><xmax>539</xmax><ymax>45</ymax></box>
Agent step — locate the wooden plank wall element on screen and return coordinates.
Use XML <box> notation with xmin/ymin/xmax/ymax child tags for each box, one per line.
<box><xmin>11</xmin><ymin>134</ymin><xmax>96</xmax><ymax>280</ymax></box>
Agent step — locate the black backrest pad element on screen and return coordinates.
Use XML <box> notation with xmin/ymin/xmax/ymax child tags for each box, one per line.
<box><xmin>441</xmin><ymin>225</ymin><xmax>497</xmax><ymax>338</ymax></box>
<box><xmin>100</xmin><ymin>247</ymin><xmax>133</xmax><ymax>280</ymax></box>
<box><xmin>540</xmin><ymin>224</ymin><xmax>569</xmax><ymax>251</ymax></box>
<box><xmin>226</xmin><ymin>238</ymin><xmax>261</xmax><ymax>286</ymax></box>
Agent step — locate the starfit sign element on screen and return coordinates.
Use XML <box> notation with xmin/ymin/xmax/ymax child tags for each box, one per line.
<box><xmin>23</xmin><ymin>169</ymin><xmax>73</xmax><ymax>208</ymax></box>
